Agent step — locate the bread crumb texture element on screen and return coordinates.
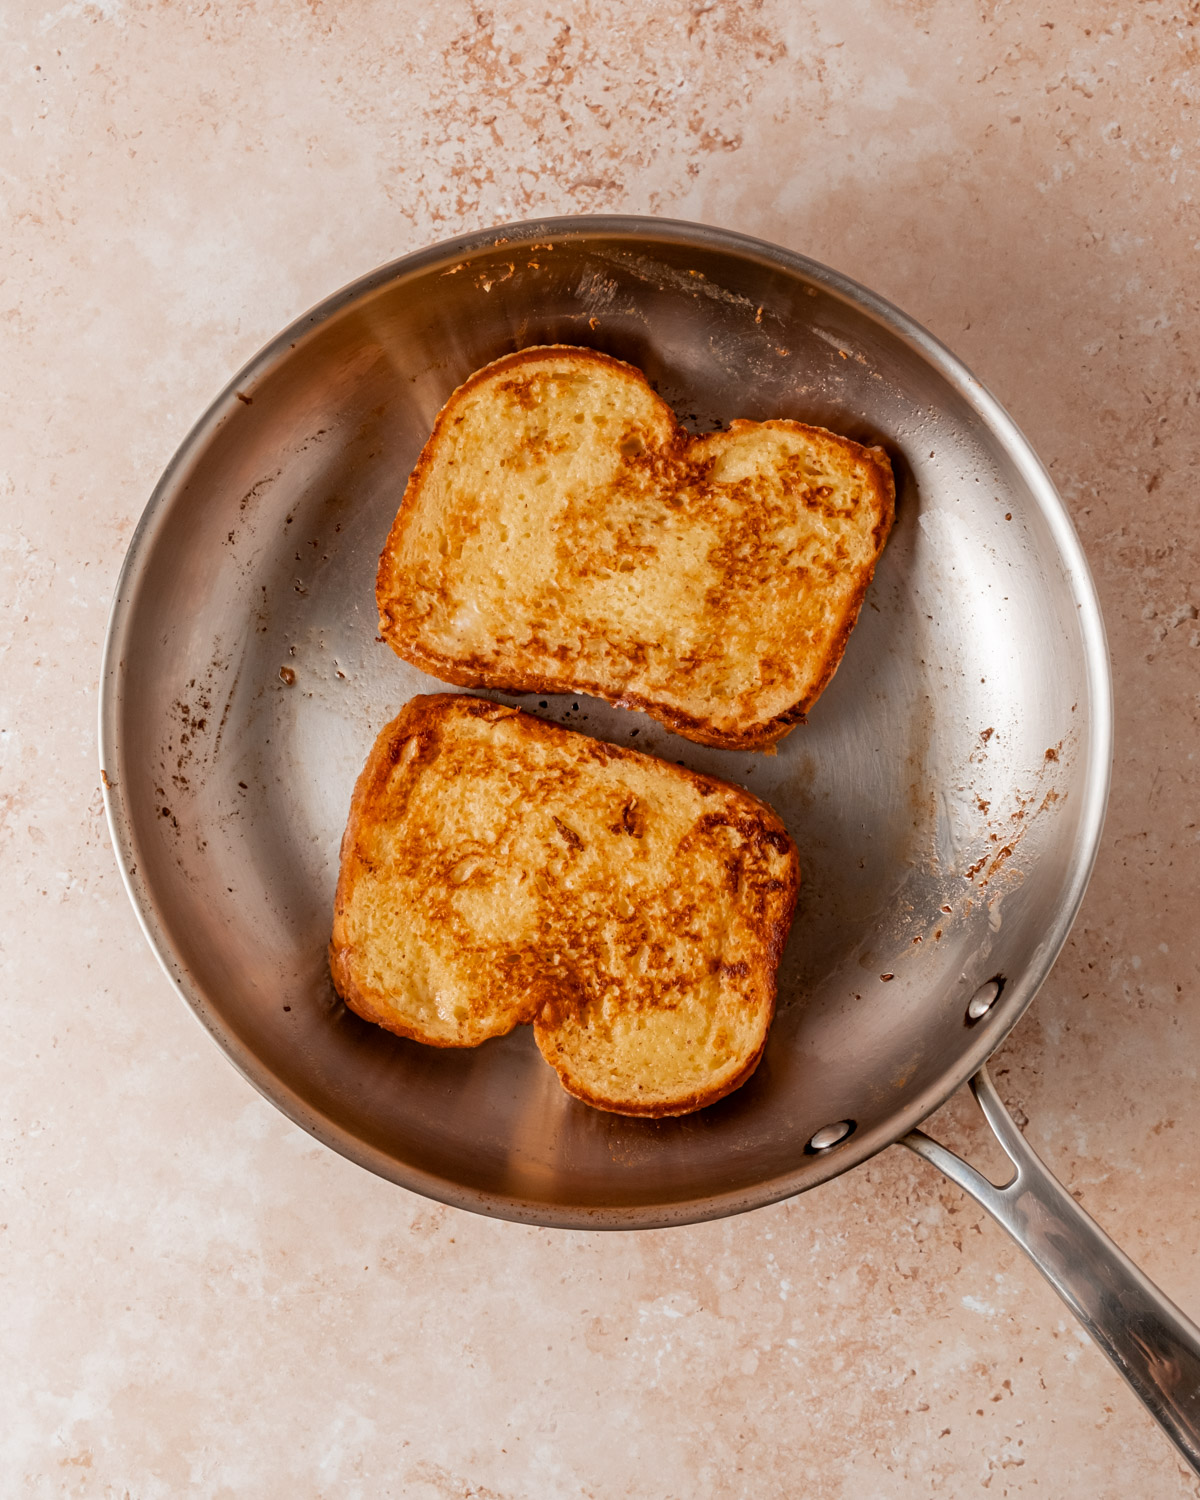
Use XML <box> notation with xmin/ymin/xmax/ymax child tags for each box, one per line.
<box><xmin>330</xmin><ymin>695</ymin><xmax>799</xmax><ymax>1115</ymax></box>
<box><xmin>377</xmin><ymin>346</ymin><xmax>895</xmax><ymax>749</ymax></box>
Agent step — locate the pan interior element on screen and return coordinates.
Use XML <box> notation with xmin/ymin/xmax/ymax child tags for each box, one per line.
<box><xmin>103</xmin><ymin>222</ymin><xmax>1105</xmax><ymax>1227</ymax></box>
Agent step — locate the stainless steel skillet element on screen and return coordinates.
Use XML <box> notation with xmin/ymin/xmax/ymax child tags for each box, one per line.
<box><xmin>98</xmin><ymin>216</ymin><xmax>1200</xmax><ymax>1468</ymax></box>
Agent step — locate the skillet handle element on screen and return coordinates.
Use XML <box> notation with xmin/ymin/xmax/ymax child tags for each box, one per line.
<box><xmin>902</xmin><ymin>1064</ymin><xmax>1200</xmax><ymax>1476</ymax></box>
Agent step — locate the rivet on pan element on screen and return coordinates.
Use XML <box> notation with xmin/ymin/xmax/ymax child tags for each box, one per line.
<box><xmin>808</xmin><ymin>1120</ymin><xmax>854</xmax><ymax>1152</ymax></box>
<box><xmin>967</xmin><ymin>977</ymin><xmax>1003</xmax><ymax>1022</ymax></box>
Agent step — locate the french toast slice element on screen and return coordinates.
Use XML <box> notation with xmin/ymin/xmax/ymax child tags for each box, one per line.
<box><xmin>376</xmin><ymin>346</ymin><xmax>894</xmax><ymax>750</ymax></box>
<box><xmin>329</xmin><ymin>694</ymin><xmax>799</xmax><ymax>1116</ymax></box>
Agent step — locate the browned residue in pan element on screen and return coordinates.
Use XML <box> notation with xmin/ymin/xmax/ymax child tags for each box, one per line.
<box><xmin>965</xmin><ymin>736</ymin><xmax>1067</xmax><ymax>887</ymax></box>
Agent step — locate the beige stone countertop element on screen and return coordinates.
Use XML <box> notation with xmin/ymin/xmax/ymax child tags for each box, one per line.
<box><xmin>5</xmin><ymin>2</ymin><xmax>1200</xmax><ymax>1495</ymax></box>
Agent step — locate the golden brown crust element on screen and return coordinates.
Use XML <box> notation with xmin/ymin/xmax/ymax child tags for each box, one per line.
<box><xmin>543</xmin><ymin>1020</ymin><xmax>772</xmax><ymax>1118</ymax></box>
<box><xmin>330</xmin><ymin>693</ymin><xmax>800</xmax><ymax>1113</ymax></box>
<box><xmin>376</xmin><ymin>346</ymin><xmax>895</xmax><ymax>751</ymax></box>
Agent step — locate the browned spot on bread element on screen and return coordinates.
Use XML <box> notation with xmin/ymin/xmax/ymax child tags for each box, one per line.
<box><xmin>552</xmin><ymin>815</ymin><xmax>584</xmax><ymax>850</ymax></box>
<box><xmin>612</xmin><ymin>795</ymin><xmax>644</xmax><ymax>837</ymax></box>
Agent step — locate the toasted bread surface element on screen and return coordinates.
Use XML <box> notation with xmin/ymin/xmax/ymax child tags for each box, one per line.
<box><xmin>377</xmin><ymin>346</ymin><xmax>894</xmax><ymax>750</ymax></box>
<box><xmin>329</xmin><ymin>694</ymin><xmax>799</xmax><ymax>1116</ymax></box>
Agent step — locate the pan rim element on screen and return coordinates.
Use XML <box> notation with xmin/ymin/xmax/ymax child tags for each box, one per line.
<box><xmin>98</xmin><ymin>214</ymin><xmax>1114</xmax><ymax>1229</ymax></box>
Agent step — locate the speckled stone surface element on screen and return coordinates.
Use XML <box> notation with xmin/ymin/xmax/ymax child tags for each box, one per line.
<box><xmin>4</xmin><ymin>2</ymin><xmax>1200</xmax><ymax>1495</ymax></box>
